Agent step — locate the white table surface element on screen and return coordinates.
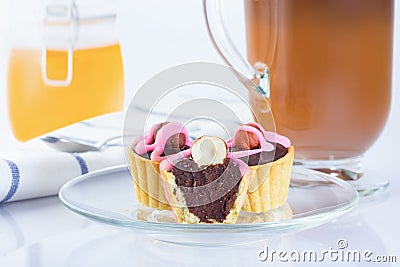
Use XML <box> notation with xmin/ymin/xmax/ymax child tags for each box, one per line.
<box><xmin>1</xmin><ymin>1</ymin><xmax>400</xmax><ymax>266</ymax></box>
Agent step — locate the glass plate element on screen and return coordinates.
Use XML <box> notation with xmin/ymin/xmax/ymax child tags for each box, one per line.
<box><xmin>59</xmin><ymin>165</ymin><xmax>358</xmax><ymax>246</ymax></box>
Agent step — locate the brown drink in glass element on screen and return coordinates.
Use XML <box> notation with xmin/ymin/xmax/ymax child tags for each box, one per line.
<box><xmin>245</xmin><ymin>0</ymin><xmax>393</xmax><ymax>161</ymax></box>
<box><xmin>204</xmin><ymin>0</ymin><xmax>394</xmax><ymax>195</ymax></box>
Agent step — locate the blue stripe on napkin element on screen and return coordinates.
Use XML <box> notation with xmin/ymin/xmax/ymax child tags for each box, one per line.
<box><xmin>1</xmin><ymin>160</ymin><xmax>21</xmax><ymax>204</ymax></box>
<box><xmin>71</xmin><ymin>154</ymin><xmax>88</xmax><ymax>175</ymax></box>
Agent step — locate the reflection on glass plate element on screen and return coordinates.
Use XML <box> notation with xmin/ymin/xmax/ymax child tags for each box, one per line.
<box><xmin>59</xmin><ymin>166</ymin><xmax>358</xmax><ymax>246</ymax></box>
<box><xmin>135</xmin><ymin>203</ymin><xmax>293</xmax><ymax>224</ymax></box>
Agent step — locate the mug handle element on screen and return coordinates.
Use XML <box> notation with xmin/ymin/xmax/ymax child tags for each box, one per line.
<box><xmin>203</xmin><ymin>0</ymin><xmax>274</xmax><ymax>98</ymax></box>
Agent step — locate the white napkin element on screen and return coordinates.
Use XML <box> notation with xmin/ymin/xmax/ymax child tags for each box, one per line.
<box><xmin>0</xmin><ymin>147</ymin><xmax>125</xmax><ymax>204</ymax></box>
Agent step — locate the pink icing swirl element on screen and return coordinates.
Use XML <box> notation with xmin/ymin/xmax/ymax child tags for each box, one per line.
<box><xmin>159</xmin><ymin>148</ymin><xmax>191</xmax><ymax>171</ymax></box>
<box><xmin>160</xmin><ymin>150</ymin><xmax>250</xmax><ymax>176</ymax></box>
<box><xmin>226</xmin><ymin>122</ymin><xmax>291</xmax><ymax>159</ymax></box>
<box><xmin>159</xmin><ymin>141</ymin><xmax>250</xmax><ymax>177</ymax></box>
<box><xmin>133</xmin><ymin>122</ymin><xmax>192</xmax><ymax>162</ymax></box>
<box><xmin>228</xmin><ymin>153</ymin><xmax>250</xmax><ymax>177</ymax></box>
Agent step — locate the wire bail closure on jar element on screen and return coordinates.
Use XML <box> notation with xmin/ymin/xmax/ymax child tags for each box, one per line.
<box><xmin>41</xmin><ymin>0</ymin><xmax>78</xmax><ymax>87</ymax></box>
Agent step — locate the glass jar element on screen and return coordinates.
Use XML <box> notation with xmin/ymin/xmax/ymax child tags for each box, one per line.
<box><xmin>7</xmin><ymin>0</ymin><xmax>124</xmax><ymax>141</ymax></box>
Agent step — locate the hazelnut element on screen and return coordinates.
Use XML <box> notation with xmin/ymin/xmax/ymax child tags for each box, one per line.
<box><xmin>152</xmin><ymin>122</ymin><xmax>170</xmax><ymax>141</ymax></box>
<box><xmin>152</xmin><ymin>122</ymin><xmax>187</xmax><ymax>155</ymax></box>
<box><xmin>234</xmin><ymin>130</ymin><xmax>260</xmax><ymax>150</ymax></box>
<box><xmin>164</xmin><ymin>133</ymin><xmax>186</xmax><ymax>155</ymax></box>
<box><xmin>191</xmin><ymin>136</ymin><xmax>228</xmax><ymax>166</ymax></box>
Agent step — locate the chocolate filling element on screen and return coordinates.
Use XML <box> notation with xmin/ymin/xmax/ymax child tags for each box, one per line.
<box><xmin>231</xmin><ymin>142</ymin><xmax>288</xmax><ymax>166</ymax></box>
<box><xmin>171</xmin><ymin>158</ymin><xmax>242</xmax><ymax>223</ymax></box>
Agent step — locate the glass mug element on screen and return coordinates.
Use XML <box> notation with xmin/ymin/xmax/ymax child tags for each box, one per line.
<box><xmin>7</xmin><ymin>0</ymin><xmax>124</xmax><ymax>141</ymax></box>
<box><xmin>204</xmin><ymin>0</ymin><xmax>394</xmax><ymax>195</ymax></box>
